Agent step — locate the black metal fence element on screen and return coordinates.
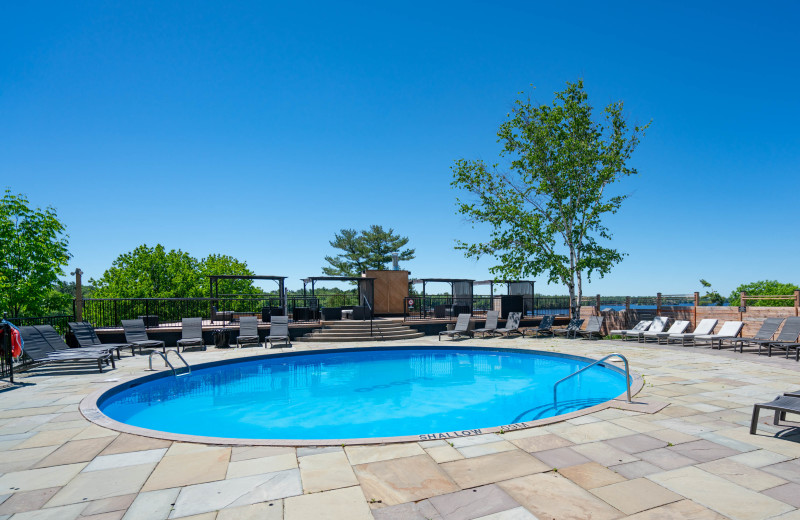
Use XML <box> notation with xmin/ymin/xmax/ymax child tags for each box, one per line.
<box><xmin>79</xmin><ymin>295</ymin><xmax>368</xmax><ymax>328</ymax></box>
<box><xmin>404</xmin><ymin>296</ymin><xmax>541</xmax><ymax>321</ymax></box>
<box><xmin>4</xmin><ymin>315</ymin><xmax>73</xmax><ymax>334</ymax></box>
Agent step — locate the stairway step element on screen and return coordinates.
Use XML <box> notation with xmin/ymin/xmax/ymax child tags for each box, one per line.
<box><xmin>294</xmin><ymin>332</ymin><xmax>425</xmax><ymax>342</ymax></box>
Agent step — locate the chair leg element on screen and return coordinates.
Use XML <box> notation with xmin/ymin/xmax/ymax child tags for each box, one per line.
<box><xmin>774</xmin><ymin>410</ymin><xmax>782</xmax><ymax>425</ymax></box>
<box><xmin>750</xmin><ymin>405</ymin><xmax>761</xmax><ymax>434</ymax></box>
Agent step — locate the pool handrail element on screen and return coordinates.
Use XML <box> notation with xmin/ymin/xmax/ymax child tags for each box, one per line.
<box><xmin>148</xmin><ymin>349</ymin><xmax>191</xmax><ymax>377</ymax></box>
<box><xmin>553</xmin><ymin>353</ymin><xmax>631</xmax><ymax>404</ymax></box>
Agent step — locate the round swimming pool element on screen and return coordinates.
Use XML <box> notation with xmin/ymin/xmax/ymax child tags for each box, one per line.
<box><xmin>85</xmin><ymin>347</ymin><xmax>633</xmax><ymax>444</ymax></box>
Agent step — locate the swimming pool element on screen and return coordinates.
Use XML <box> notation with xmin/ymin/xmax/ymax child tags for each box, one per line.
<box><xmin>85</xmin><ymin>347</ymin><xmax>634</xmax><ymax>444</ymax></box>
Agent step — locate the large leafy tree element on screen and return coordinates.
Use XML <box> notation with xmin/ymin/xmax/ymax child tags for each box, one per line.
<box><xmin>91</xmin><ymin>245</ymin><xmax>258</xmax><ymax>298</ymax></box>
<box><xmin>322</xmin><ymin>225</ymin><xmax>414</xmax><ymax>277</ymax></box>
<box><xmin>729</xmin><ymin>280</ymin><xmax>799</xmax><ymax>307</ymax></box>
<box><xmin>0</xmin><ymin>190</ymin><xmax>71</xmax><ymax>317</ymax></box>
<box><xmin>452</xmin><ymin>80</ymin><xmax>649</xmax><ymax>318</ymax></box>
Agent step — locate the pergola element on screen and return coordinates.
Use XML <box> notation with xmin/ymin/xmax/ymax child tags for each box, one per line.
<box><xmin>208</xmin><ymin>275</ymin><xmax>287</xmax><ymax>307</ymax></box>
<box><xmin>474</xmin><ymin>279</ymin><xmax>536</xmax><ymax>316</ymax></box>
<box><xmin>301</xmin><ymin>276</ymin><xmax>376</xmax><ymax>309</ymax></box>
<box><xmin>409</xmin><ymin>278</ymin><xmax>474</xmax><ymax>302</ymax></box>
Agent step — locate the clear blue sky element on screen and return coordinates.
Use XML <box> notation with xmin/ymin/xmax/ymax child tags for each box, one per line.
<box><xmin>3</xmin><ymin>1</ymin><xmax>798</xmax><ymax>296</ymax></box>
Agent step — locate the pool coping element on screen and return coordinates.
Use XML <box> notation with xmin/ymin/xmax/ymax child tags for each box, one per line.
<box><xmin>79</xmin><ymin>345</ymin><xmax>645</xmax><ymax>446</ymax></box>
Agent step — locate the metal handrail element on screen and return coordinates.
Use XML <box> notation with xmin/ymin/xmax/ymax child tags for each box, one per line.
<box><xmin>362</xmin><ymin>295</ymin><xmax>381</xmax><ymax>338</ymax></box>
<box><xmin>148</xmin><ymin>349</ymin><xmax>191</xmax><ymax>377</ymax></box>
<box><xmin>553</xmin><ymin>353</ymin><xmax>631</xmax><ymax>404</ymax></box>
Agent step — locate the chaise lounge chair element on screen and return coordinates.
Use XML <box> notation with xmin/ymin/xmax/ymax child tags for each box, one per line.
<box><xmin>176</xmin><ymin>318</ymin><xmax>206</xmax><ymax>352</ymax></box>
<box><xmin>523</xmin><ymin>315</ymin><xmax>555</xmax><ymax>338</ymax></box>
<box><xmin>626</xmin><ymin>317</ymin><xmax>669</xmax><ymax>342</ymax></box>
<box><xmin>121</xmin><ymin>319</ymin><xmax>166</xmax><ymax>355</ymax></box>
<box><xmin>610</xmin><ymin>320</ymin><xmax>651</xmax><ymax>338</ymax></box>
<box><xmin>695</xmin><ymin>321</ymin><xmax>744</xmax><ymax>348</ymax></box>
<box><xmin>554</xmin><ymin>318</ymin><xmax>585</xmax><ymax>339</ymax></box>
<box><xmin>473</xmin><ymin>311</ymin><xmax>499</xmax><ymax>338</ymax></box>
<box><xmin>718</xmin><ymin>318</ymin><xmax>783</xmax><ymax>352</ymax></box>
<box><xmin>19</xmin><ymin>326</ymin><xmax>115</xmax><ymax>372</ymax></box>
<box><xmin>751</xmin><ymin>391</ymin><xmax>800</xmax><ymax>434</ymax></box>
<box><xmin>69</xmin><ymin>321</ymin><xmax>135</xmax><ymax>358</ymax></box>
<box><xmin>236</xmin><ymin>316</ymin><xmax>262</xmax><ymax>348</ymax></box>
<box><xmin>578</xmin><ymin>316</ymin><xmax>605</xmax><ymax>340</ymax></box>
<box><xmin>439</xmin><ymin>313</ymin><xmax>472</xmax><ymax>341</ymax></box>
<box><xmin>667</xmin><ymin>318</ymin><xmax>718</xmax><ymax>346</ymax></box>
<box><xmin>759</xmin><ymin>317</ymin><xmax>800</xmax><ymax>358</ymax></box>
<box><xmin>267</xmin><ymin>316</ymin><xmax>291</xmax><ymax>348</ymax></box>
<box><xmin>642</xmin><ymin>320</ymin><xmax>690</xmax><ymax>344</ymax></box>
<box><xmin>495</xmin><ymin>312</ymin><xmax>522</xmax><ymax>337</ymax></box>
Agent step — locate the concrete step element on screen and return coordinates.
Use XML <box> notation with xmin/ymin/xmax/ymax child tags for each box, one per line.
<box><xmin>294</xmin><ymin>331</ymin><xmax>425</xmax><ymax>342</ymax></box>
<box><xmin>314</xmin><ymin>326</ymin><xmax>411</xmax><ymax>333</ymax></box>
<box><xmin>307</xmin><ymin>330</ymin><xmax>417</xmax><ymax>338</ymax></box>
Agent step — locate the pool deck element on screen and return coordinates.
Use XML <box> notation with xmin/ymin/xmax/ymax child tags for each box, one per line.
<box><xmin>1</xmin><ymin>336</ymin><xmax>800</xmax><ymax>520</ymax></box>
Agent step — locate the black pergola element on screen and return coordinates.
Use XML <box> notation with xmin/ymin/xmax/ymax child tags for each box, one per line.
<box><xmin>209</xmin><ymin>275</ymin><xmax>287</xmax><ymax>307</ymax></box>
<box><xmin>473</xmin><ymin>280</ymin><xmax>535</xmax><ymax>297</ymax></box>
<box><xmin>409</xmin><ymin>278</ymin><xmax>474</xmax><ymax>300</ymax></box>
<box><xmin>301</xmin><ymin>276</ymin><xmax>376</xmax><ymax>309</ymax></box>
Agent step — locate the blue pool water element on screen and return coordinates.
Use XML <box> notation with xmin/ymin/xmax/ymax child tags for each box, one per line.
<box><xmin>99</xmin><ymin>347</ymin><xmax>628</xmax><ymax>440</ymax></box>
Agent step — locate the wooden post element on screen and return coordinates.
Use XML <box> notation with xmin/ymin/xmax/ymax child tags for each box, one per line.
<box><xmin>656</xmin><ymin>292</ymin><xmax>662</xmax><ymax>316</ymax></box>
<box><xmin>739</xmin><ymin>291</ymin><xmax>746</xmax><ymax>322</ymax></box>
<box><xmin>625</xmin><ymin>296</ymin><xmax>631</xmax><ymax>328</ymax></box>
<box><xmin>595</xmin><ymin>294</ymin><xmax>601</xmax><ymax>316</ymax></box>
<box><xmin>73</xmin><ymin>268</ymin><xmax>83</xmax><ymax>322</ymax></box>
<box><xmin>693</xmin><ymin>291</ymin><xmax>699</xmax><ymax>329</ymax></box>
<box><xmin>794</xmin><ymin>290</ymin><xmax>799</xmax><ymax>317</ymax></box>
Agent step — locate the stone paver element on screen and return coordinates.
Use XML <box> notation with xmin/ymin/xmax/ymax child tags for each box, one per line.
<box><xmin>427</xmin><ymin>484</ymin><xmax>520</xmax><ymax>520</ymax></box>
<box><xmin>284</xmin><ymin>486</ymin><xmax>372</xmax><ymax>520</ymax></box>
<box><xmin>648</xmin><ymin>466</ymin><xmax>794</xmax><ymax>520</ymax></box>
<box><xmin>499</xmin><ymin>472</ymin><xmax>623</xmax><ymax>520</ymax></box>
<box><xmin>590</xmin><ymin>477</ymin><xmax>683</xmax><ymax>515</ymax></box>
<box><xmin>298</xmin><ymin>450</ymin><xmax>358</xmax><ymax>493</ymax></box>
<box><xmin>440</xmin><ymin>450</ymin><xmax>549</xmax><ymax>489</ymax></box>
<box><xmin>354</xmin><ymin>454</ymin><xmax>459</xmax><ymax>505</ymax></box>
<box><xmin>4</xmin><ymin>334</ymin><xmax>800</xmax><ymax>519</ymax></box>
<box><xmin>558</xmin><ymin>462</ymin><xmax>626</xmax><ymax>489</ymax></box>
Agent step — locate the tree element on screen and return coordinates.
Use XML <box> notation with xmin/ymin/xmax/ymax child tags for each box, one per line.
<box><xmin>198</xmin><ymin>254</ymin><xmax>259</xmax><ymax>296</ymax></box>
<box><xmin>91</xmin><ymin>244</ymin><xmax>201</xmax><ymax>298</ymax></box>
<box><xmin>0</xmin><ymin>190</ymin><xmax>71</xmax><ymax>317</ymax></box>
<box><xmin>451</xmin><ymin>80</ymin><xmax>649</xmax><ymax>318</ymax></box>
<box><xmin>729</xmin><ymin>280</ymin><xmax>799</xmax><ymax>307</ymax></box>
<box><xmin>322</xmin><ymin>225</ymin><xmax>414</xmax><ymax>277</ymax></box>
<box><xmin>699</xmin><ymin>279</ymin><xmax>726</xmax><ymax>306</ymax></box>
<box><xmin>90</xmin><ymin>245</ymin><xmax>259</xmax><ymax>298</ymax></box>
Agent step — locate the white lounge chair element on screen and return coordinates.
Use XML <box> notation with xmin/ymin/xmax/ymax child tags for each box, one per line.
<box><xmin>667</xmin><ymin>318</ymin><xmax>718</xmax><ymax>346</ymax></box>
<box><xmin>625</xmin><ymin>317</ymin><xmax>669</xmax><ymax>342</ymax></box>
<box><xmin>695</xmin><ymin>321</ymin><xmax>744</xmax><ymax>347</ymax></box>
<box><xmin>610</xmin><ymin>320</ymin><xmax>651</xmax><ymax>338</ymax></box>
<box><xmin>642</xmin><ymin>320</ymin><xmax>690</xmax><ymax>344</ymax></box>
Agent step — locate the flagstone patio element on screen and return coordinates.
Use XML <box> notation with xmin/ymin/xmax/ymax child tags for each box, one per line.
<box><xmin>1</xmin><ymin>335</ymin><xmax>800</xmax><ymax>519</ymax></box>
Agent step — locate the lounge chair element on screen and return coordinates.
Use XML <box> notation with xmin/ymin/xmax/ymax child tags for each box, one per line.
<box><xmin>610</xmin><ymin>320</ymin><xmax>651</xmax><ymax>338</ymax></box>
<box><xmin>759</xmin><ymin>317</ymin><xmax>800</xmax><ymax>358</ymax></box>
<box><xmin>626</xmin><ymin>317</ymin><xmax>669</xmax><ymax>342</ymax></box>
<box><xmin>121</xmin><ymin>319</ymin><xmax>166</xmax><ymax>355</ymax></box>
<box><xmin>642</xmin><ymin>320</ymin><xmax>690</xmax><ymax>344</ymax></box>
<box><xmin>266</xmin><ymin>316</ymin><xmax>291</xmax><ymax>348</ymax></box>
<box><xmin>553</xmin><ymin>318</ymin><xmax>585</xmax><ymax>339</ymax></box>
<box><xmin>719</xmin><ymin>318</ymin><xmax>783</xmax><ymax>352</ymax></box>
<box><xmin>18</xmin><ymin>326</ymin><xmax>115</xmax><ymax>372</ymax></box>
<box><xmin>667</xmin><ymin>318</ymin><xmax>718</xmax><ymax>346</ymax></box>
<box><xmin>439</xmin><ymin>313</ymin><xmax>472</xmax><ymax>341</ymax></box>
<box><xmin>68</xmin><ymin>321</ymin><xmax>135</xmax><ymax>358</ymax></box>
<box><xmin>176</xmin><ymin>318</ymin><xmax>206</xmax><ymax>352</ymax></box>
<box><xmin>578</xmin><ymin>316</ymin><xmax>605</xmax><ymax>340</ymax></box>
<box><xmin>473</xmin><ymin>311</ymin><xmax>499</xmax><ymax>338</ymax></box>
<box><xmin>693</xmin><ymin>320</ymin><xmax>744</xmax><ymax>348</ymax></box>
<box><xmin>236</xmin><ymin>316</ymin><xmax>262</xmax><ymax>348</ymax></box>
<box><xmin>523</xmin><ymin>315</ymin><xmax>555</xmax><ymax>338</ymax></box>
<box><xmin>495</xmin><ymin>312</ymin><xmax>522</xmax><ymax>337</ymax></box>
<box><xmin>751</xmin><ymin>392</ymin><xmax>800</xmax><ymax>434</ymax></box>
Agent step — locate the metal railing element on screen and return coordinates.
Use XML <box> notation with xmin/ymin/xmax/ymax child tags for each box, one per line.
<box><xmin>4</xmin><ymin>315</ymin><xmax>73</xmax><ymax>335</ymax></box>
<box><xmin>553</xmin><ymin>353</ymin><xmax>631</xmax><ymax>405</ymax></box>
<box><xmin>148</xmin><ymin>349</ymin><xmax>191</xmax><ymax>377</ymax></box>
